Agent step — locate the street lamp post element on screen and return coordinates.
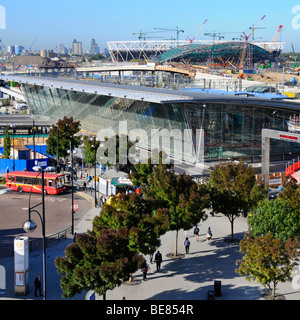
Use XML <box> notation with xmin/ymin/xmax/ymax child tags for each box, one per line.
<box><xmin>91</xmin><ymin>137</ymin><xmax>98</xmax><ymax>207</ymax></box>
<box><xmin>32</xmin><ymin>119</ymin><xmax>36</xmax><ymax>160</ymax></box>
<box><xmin>68</xmin><ymin>141</ymin><xmax>75</xmax><ymax>235</ymax></box>
<box><xmin>23</xmin><ymin>167</ymin><xmax>46</xmax><ymax>300</ymax></box>
<box><xmin>10</xmin><ymin>123</ymin><xmax>16</xmax><ymax>171</ymax></box>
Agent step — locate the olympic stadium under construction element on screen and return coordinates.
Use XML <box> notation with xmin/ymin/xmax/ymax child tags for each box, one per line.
<box><xmin>107</xmin><ymin>40</ymin><xmax>285</xmax><ymax>67</ymax></box>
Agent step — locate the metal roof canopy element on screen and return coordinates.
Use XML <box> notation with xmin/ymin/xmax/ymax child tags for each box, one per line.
<box><xmin>0</xmin><ymin>75</ymin><xmax>300</xmax><ymax>110</ymax></box>
<box><xmin>262</xmin><ymin>129</ymin><xmax>300</xmax><ymax>187</ymax></box>
<box><xmin>0</xmin><ymin>75</ymin><xmax>193</xmax><ymax>104</ymax></box>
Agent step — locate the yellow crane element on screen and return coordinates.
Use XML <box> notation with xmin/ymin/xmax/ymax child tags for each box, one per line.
<box><xmin>105</xmin><ymin>51</ymin><xmax>119</xmax><ymax>63</ymax></box>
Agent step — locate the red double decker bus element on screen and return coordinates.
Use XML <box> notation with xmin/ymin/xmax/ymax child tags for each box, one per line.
<box><xmin>6</xmin><ymin>171</ymin><xmax>66</xmax><ymax>195</ymax></box>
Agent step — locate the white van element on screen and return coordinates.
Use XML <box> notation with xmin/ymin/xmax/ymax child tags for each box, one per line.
<box><xmin>15</xmin><ymin>103</ymin><xmax>27</xmax><ymax>110</ymax></box>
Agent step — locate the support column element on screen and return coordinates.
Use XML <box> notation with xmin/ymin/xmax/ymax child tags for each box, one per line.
<box><xmin>261</xmin><ymin>131</ymin><xmax>270</xmax><ymax>187</ymax></box>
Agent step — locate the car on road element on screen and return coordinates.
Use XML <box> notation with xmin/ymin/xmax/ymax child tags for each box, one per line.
<box><xmin>244</xmin><ymin>86</ymin><xmax>276</xmax><ymax>93</ymax></box>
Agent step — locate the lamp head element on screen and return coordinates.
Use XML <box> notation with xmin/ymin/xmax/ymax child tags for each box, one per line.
<box><xmin>23</xmin><ymin>220</ymin><xmax>37</xmax><ymax>233</ymax></box>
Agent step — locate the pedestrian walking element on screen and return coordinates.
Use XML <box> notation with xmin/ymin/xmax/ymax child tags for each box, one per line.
<box><xmin>154</xmin><ymin>250</ymin><xmax>162</xmax><ymax>271</ymax></box>
<box><xmin>207</xmin><ymin>227</ymin><xmax>213</xmax><ymax>242</ymax></box>
<box><xmin>34</xmin><ymin>274</ymin><xmax>42</xmax><ymax>297</ymax></box>
<box><xmin>183</xmin><ymin>230</ymin><xmax>188</xmax><ymax>239</ymax></box>
<box><xmin>184</xmin><ymin>237</ymin><xmax>191</xmax><ymax>254</ymax></box>
<box><xmin>142</xmin><ymin>263</ymin><xmax>149</xmax><ymax>281</ymax></box>
<box><xmin>193</xmin><ymin>225</ymin><xmax>199</xmax><ymax>242</ymax></box>
<box><xmin>149</xmin><ymin>251</ymin><xmax>154</xmax><ymax>264</ymax></box>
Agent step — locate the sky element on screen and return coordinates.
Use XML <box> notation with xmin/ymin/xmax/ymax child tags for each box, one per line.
<box><xmin>0</xmin><ymin>0</ymin><xmax>299</xmax><ymax>52</ymax></box>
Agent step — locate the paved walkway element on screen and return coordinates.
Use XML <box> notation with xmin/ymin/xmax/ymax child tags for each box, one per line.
<box><xmin>1</xmin><ymin>193</ymin><xmax>300</xmax><ymax>300</ymax></box>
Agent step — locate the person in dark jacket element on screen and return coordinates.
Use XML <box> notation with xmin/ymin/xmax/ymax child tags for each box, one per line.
<box><xmin>184</xmin><ymin>237</ymin><xmax>191</xmax><ymax>254</ymax></box>
<box><xmin>34</xmin><ymin>274</ymin><xmax>42</xmax><ymax>297</ymax></box>
<box><xmin>154</xmin><ymin>251</ymin><xmax>162</xmax><ymax>271</ymax></box>
<box><xmin>193</xmin><ymin>226</ymin><xmax>200</xmax><ymax>242</ymax></box>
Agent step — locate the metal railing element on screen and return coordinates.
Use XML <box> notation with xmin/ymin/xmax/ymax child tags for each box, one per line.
<box><xmin>8</xmin><ymin>70</ymin><xmax>300</xmax><ymax>97</ymax></box>
<box><xmin>0</xmin><ymin>226</ymin><xmax>72</xmax><ymax>258</ymax></box>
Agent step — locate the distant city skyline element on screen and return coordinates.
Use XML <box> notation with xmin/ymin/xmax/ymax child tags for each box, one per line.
<box><xmin>0</xmin><ymin>0</ymin><xmax>299</xmax><ymax>52</ymax></box>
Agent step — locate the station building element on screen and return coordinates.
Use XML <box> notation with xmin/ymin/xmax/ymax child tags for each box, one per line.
<box><xmin>1</xmin><ymin>75</ymin><xmax>300</xmax><ymax>164</ymax></box>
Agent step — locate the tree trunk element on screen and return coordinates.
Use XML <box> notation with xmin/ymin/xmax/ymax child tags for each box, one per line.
<box><xmin>174</xmin><ymin>230</ymin><xmax>178</xmax><ymax>257</ymax></box>
<box><xmin>272</xmin><ymin>282</ymin><xmax>276</xmax><ymax>300</ymax></box>
<box><xmin>231</xmin><ymin>220</ymin><xmax>234</xmax><ymax>241</ymax></box>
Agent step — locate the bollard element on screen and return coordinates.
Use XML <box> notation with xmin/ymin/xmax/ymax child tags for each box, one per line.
<box><xmin>214</xmin><ymin>280</ymin><xmax>222</xmax><ymax>297</ymax></box>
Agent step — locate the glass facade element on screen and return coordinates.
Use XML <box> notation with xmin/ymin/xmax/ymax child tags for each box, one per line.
<box><xmin>22</xmin><ymin>83</ymin><xmax>300</xmax><ymax>162</ymax></box>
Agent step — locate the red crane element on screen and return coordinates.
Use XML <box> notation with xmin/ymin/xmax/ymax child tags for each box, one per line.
<box><xmin>239</xmin><ymin>15</ymin><xmax>266</xmax><ymax>70</ymax></box>
<box><xmin>187</xmin><ymin>20</ymin><xmax>208</xmax><ymax>43</ymax></box>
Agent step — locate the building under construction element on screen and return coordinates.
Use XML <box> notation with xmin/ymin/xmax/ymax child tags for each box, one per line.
<box><xmin>107</xmin><ymin>40</ymin><xmax>285</xmax><ymax>67</ymax></box>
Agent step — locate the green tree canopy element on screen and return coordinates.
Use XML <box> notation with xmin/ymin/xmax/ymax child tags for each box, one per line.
<box><xmin>248</xmin><ymin>198</ymin><xmax>300</xmax><ymax>242</ymax></box>
<box><xmin>92</xmin><ymin>193</ymin><xmax>170</xmax><ymax>255</ymax></box>
<box><xmin>55</xmin><ymin>229</ymin><xmax>145</xmax><ymax>299</ymax></box>
<box><xmin>129</xmin><ymin>150</ymin><xmax>171</xmax><ymax>189</ymax></box>
<box><xmin>83</xmin><ymin>135</ymin><xmax>100</xmax><ymax>166</ymax></box>
<box><xmin>144</xmin><ymin>165</ymin><xmax>210</xmax><ymax>256</ymax></box>
<box><xmin>278</xmin><ymin>178</ymin><xmax>300</xmax><ymax>215</ymax></box>
<box><xmin>46</xmin><ymin>116</ymin><xmax>81</xmax><ymax>160</ymax></box>
<box><xmin>208</xmin><ymin>161</ymin><xmax>266</xmax><ymax>241</ymax></box>
<box><xmin>4</xmin><ymin>126</ymin><xmax>11</xmax><ymax>159</ymax></box>
<box><xmin>97</xmin><ymin>134</ymin><xmax>136</xmax><ymax>172</ymax></box>
<box><xmin>236</xmin><ymin>232</ymin><xmax>300</xmax><ymax>299</ymax></box>
<box><xmin>55</xmin><ymin>193</ymin><xmax>169</xmax><ymax>298</ymax></box>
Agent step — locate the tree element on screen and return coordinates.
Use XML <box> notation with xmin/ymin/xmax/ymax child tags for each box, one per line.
<box><xmin>3</xmin><ymin>126</ymin><xmax>11</xmax><ymax>159</ymax></box>
<box><xmin>208</xmin><ymin>161</ymin><xmax>266</xmax><ymax>241</ymax></box>
<box><xmin>98</xmin><ymin>134</ymin><xmax>136</xmax><ymax>172</ymax></box>
<box><xmin>55</xmin><ymin>193</ymin><xmax>169</xmax><ymax>297</ymax></box>
<box><xmin>46</xmin><ymin>116</ymin><xmax>81</xmax><ymax>160</ymax></box>
<box><xmin>129</xmin><ymin>150</ymin><xmax>171</xmax><ymax>189</ymax></box>
<box><xmin>236</xmin><ymin>232</ymin><xmax>300</xmax><ymax>299</ymax></box>
<box><xmin>83</xmin><ymin>135</ymin><xmax>100</xmax><ymax>166</ymax></box>
<box><xmin>92</xmin><ymin>193</ymin><xmax>170</xmax><ymax>256</ymax></box>
<box><xmin>83</xmin><ymin>135</ymin><xmax>100</xmax><ymax>175</ymax></box>
<box><xmin>278</xmin><ymin>178</ymin><xmax>300</xmax><ymax>215</ymax></box>
<box><xmin>55</xmin><ymin>229</ymin><xmax>145</xmax><ymax>299</ymax></box>
<box><xmin>89</xmin><ymin>53</ymin><xmax>106</xmax><ymax>61</ymax></box>
<box><xmin>248</xmin><ymin>198</ymin><xmax>300</xmax><ymax>242</ymax></box>
<box><xmin>144</xmin><ymin>165</ymin><xmax>210</xmax><ymax>257</ymax></box>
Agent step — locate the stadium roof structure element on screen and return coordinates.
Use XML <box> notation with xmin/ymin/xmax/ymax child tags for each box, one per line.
<box><xmin>107</xmin><ymin>40</ymin><xmax>285</xmax><ymax>63</ymax></box>
<box><xmin>157</xmin><ymin>41</ymin><xmax>273</xmax><ymax>64</ymax></box>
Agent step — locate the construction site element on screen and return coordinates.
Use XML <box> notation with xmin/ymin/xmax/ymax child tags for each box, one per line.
<box><xmin>104</xmin><ymin>18</ymin><xmax>299</xmax><ymax>101</ymax></box>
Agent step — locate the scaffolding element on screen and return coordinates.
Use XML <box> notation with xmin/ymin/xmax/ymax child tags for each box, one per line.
<box><xmin>158</xmin><ymin>42</ymin><xmax>272</xmax><ymax>67</ymax></box>
<box><xmin>107</xmin><ymin>40</ymin><xmax>285</xmax><ymax>63</ymax></box>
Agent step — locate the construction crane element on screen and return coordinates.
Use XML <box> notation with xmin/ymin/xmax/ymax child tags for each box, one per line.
<box><xmin>29</xmin><ymin>37</ymin><xmax>38</xmax><ymax>52</ymax></box>
<box><xmin>291</xmin><ymin>43</ymin><xmax>299</xmax><ymax>69</ymax></box>
<box><xmin>0</xmin><ymin>39</ymin><xmax>5</xmax><ymax>61</ymax></box>
<box><xmin>0</xmin><ymin>39</ymin><xmax>5</xmax><ymax>51</ymax></box>
<box><xmin>204</xmin><ymin>31</ymin><xmax>224</xmax><ymax>41</ymax></box>
<box><xmin>187</xmin><ymin>20</ymin><xmax>208</xmax><ymax>43</ymax></box>
<box><xmin>105</xmin><ymin>51</ymin><xmax>119</xmax><ymax>63</ymax></box>
<box><xmin>154</xmin><ymin>27</ymin><xmax>184</xmax><ymax>41</ymax></box>
<box><xmin>133</xmin><ymin>30</ymin><xmax>166</xmax><ymax>41</ymax></box>
<box><xmin>269</xmin><ymin>25</ymin><xmax>283</xmax><ymax>53</ymax></box>
<box><xmin>239</xmin><ymin>15</ymin><xmax>266</xmax><ymax>70</ymax></box>
<box><xmin>249</xmin><ymin>23</ymin><xmax>266</xmax><ymax>41</ymax></box>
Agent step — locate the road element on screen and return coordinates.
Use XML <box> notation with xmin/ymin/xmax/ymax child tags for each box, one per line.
<box><xmin>0</xmin><ymin>189</ymin><xmax>93</xmax><ymax>247</ymax></box>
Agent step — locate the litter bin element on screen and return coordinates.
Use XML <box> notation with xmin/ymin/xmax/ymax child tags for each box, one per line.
<box><xmin>207</xmin><ymin>290</ymin><xmax>215</xmax><ymax>300</ymax></box>
<box><xmin>214</xmin><ymin>281</ymin><xmax>222</xmax><ymax>297</ymax></box>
